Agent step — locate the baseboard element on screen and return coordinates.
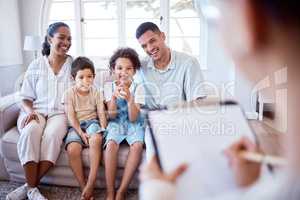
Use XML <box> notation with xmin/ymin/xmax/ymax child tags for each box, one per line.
<box><xmin>245</xmin><ymin>111</ymin><xmax>259</xmax><ymax>120</ymax></box>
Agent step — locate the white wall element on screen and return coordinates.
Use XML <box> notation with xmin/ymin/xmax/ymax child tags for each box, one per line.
<box><xmin>203</xmin><ymin>26</ymin><xmax>235</xmax><ymax>94</ymax></box>
<box><xmin>0</xmin><ymin>0</ymin><xmax>23</xmax><ymax>66</ymax></box>
<box><xmin>203</xmin><ymin>25</ymin><xmax>257</xmax><ymax>117</ymax></box>
<box><xmin>0</xmin><ymin>0</ymin><xmax>24</xmax><ymax>96</ymax></box>
<box><xmin>19</xmin><ymin>0</ymin><xmax>43</xmax><ymax>69</ymax></box>
<box><xmin>235</xmin><ymin>70</ymin><xmax>257</xmax><ymax>117</ymax></box>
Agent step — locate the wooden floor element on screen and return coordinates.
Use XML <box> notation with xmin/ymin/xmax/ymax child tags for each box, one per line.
<box><xmin>249</xmin><ymin>120</ymin><xmax>284</xmax><ymax>157</ymax></box>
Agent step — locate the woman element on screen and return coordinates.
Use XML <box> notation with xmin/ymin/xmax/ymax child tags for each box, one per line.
<box><xmin>140</xmin><ymin>0</ymin><xmax>300</xmax><ymax>199</ymax></box>
<box><xmin>6</xmin><ymin>22</ymin><xmax>73</xmax><ymax>200</ymax></box>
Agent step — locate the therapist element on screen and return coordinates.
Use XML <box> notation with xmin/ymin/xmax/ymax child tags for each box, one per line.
<box><xmin>7</xmin><ymin>22</ymin><xmax>73</xmax><ymax>200</ymax></box>
<box><xmin>140</xmin><ymin>0</ymin><xmax>300</xmax><ymax>199</ymax></box>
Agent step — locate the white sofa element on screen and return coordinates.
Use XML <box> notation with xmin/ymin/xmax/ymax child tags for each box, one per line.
<box><xmin>0</xmin><ymin>69</ymin><xmax>141</xmax><ymax>188</ymax></box>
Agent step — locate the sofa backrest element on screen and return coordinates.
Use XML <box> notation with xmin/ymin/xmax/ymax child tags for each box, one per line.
<box><xmin>94</xmin><ymin>68</ymin><xmax>113</xmax><ymax>89</ymax></box>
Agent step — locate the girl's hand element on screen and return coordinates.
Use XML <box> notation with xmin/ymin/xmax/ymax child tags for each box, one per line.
<box><xmin>112</xmin><ymin>86</ymin><xmax>122</xmax><ymax>100</ymax></box>
<box><xmin>224</xmin><ymin>137</ymin><xmax>261</xmax><ymax>187</ymax></box>
<box><xmin>79</xmin><ymin>131</ymin><xmax>89</xmax><ymax>146</ymax></box>
<box><xmin>119</xmin><ymin>86</ymin><xmax>132</xmax><ymax>101</ymax></box>
<box><xmin>21</xmin><ymin>111</ymin><xmax>40</xmax><ymax>128</ymax></box>
<box><xmin>113</xmin><ymin>85</ymin><xmax>132</xmax><ymax>101</ymax></box>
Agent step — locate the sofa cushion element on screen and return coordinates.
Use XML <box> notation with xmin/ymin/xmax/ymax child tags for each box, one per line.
<box><xmin>1</xmin><ymin>126</ymin><xmax>141</xmax><ymax>168</ymax></box>
<box><xmin>4</xmin><ymin>158</ymin><xmax>139</xmax><ymax>188</ymax></box>
<box><xmin>94</xmin><ymin>69</ymin><xmax>113</xmax><ymax>88</ymax></box>
<box><xmin>0</xmin><ymin>94</ymin><xmax>20</xmax><ymax>134</ymax></box>
<box><xmin>1</xmin><ymin>127</ymin><xmax>19</xmax><ymax>162</ymax></box>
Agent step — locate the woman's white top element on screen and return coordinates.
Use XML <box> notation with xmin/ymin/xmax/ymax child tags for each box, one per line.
<box><xmin>20</xmin><ymin>55</ymin><xmax>73</xmax><ymax>116</ymax></box>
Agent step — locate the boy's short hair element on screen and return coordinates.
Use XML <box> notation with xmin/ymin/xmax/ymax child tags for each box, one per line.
<box><xmin>109</xmin><ymin>48</ymin><xmax>141</xmax><ymax>72</ymax></box>
<box><xmin>71</xmin><ymin>56</ymin><xmax>95</xmax><ymax>78</ymax></box>
<box><xmin>135</xmin><ymin>22</ymin><xmax>161</xmax><ymax>39</ymax></box>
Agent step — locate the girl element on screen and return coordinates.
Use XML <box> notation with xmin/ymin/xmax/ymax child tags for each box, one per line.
<box><xmin>104</xmin><ymin>48</ymin><xmax>145</xmax><ymax>200</ymax></box>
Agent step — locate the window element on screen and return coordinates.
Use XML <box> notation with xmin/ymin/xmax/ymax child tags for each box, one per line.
<box><xmin>81</xmin><ymin>0</ymin><xmax>119</xmax><ymax>67</ymax></box>
<box><xmin>48</xmin><ymin>0</ymin><xmax>76</xmax><ymax>56</ymax></box>
<box><xmin>169</xmin><ymin>0</ymin><xmax>201</xmax><ymax>60</ymax></box>
<box><xmin>44</xmin><ymin>0</ymin><xmax>206</xmax><ymax>69</ymax></box>
<box><xmin>125</xmin><ymin>0</ymin><xmax>160</xmax><ymax>57</ymax></box>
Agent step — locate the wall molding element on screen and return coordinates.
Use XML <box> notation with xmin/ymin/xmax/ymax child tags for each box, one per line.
<box><xmin>0</xmin><ymin>64</ymin><xmax>23</xmax><ymax>69</ymax></box>
<box><xmin>245</xmin><ymin>111</ymin><xmax>259</xmax><ymax>120</ymax></box>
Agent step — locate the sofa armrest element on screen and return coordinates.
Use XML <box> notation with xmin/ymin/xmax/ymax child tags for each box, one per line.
<box><xmin>0</xmin><ymin>93</ymin><xmax>21</xmax><ymax>136</ymax></box>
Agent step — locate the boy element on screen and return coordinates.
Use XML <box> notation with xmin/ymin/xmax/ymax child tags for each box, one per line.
<box><xmin>63</xmin><ymin>57</ymin><xmax>107</xmax><ymax>200</ymax></box>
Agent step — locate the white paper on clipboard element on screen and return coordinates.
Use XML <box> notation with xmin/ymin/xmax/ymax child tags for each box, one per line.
<box><xmin>148</xmin><ymin>102</ymin><xmax>256</xmax><ymax>199</ymax></box>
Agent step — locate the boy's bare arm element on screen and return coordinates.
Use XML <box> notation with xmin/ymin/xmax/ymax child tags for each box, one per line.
<box><xmin>97</xmin><ymin>97</ymin><xmax>107</xmax><ymax>129</ymax></box>
<box><xmin>65</xmin><ymin>102</ymin><xmax>89</xmax><ymax>146</ymax></box>
<box><xmin>65</xmin><ymin>102</ymin><xmax>83</xmax><ymax>135</ymax></box>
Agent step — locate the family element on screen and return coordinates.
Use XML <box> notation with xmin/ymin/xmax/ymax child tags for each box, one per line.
<box><xmin>5</xmin><ymin>0</ymin><xmax>300</xmax><ymax>199</ymax></box>
<box><xmin>6</xmin><ymin>21</ymin><xmax>205</xmax><ymax>200</ymax></box>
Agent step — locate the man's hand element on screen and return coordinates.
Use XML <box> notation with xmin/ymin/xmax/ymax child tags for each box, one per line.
<box><xmin>140</xmin><ymin>156</ymin><xmax>188</xmax><ymax>183</ymax></box>
<box><xmin>224</xmin><ymin>137</ymin><xmax>261</xmax><ymax>187</ymax></box>
<box><xmin>21</xmin><ymin>111</ymin><xmax>40</xmax><ymax>128</ymax></box>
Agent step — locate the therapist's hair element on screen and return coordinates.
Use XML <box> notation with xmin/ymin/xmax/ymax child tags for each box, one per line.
<box><xmin>42</xmin><ymin>22</ymin><xmax>70</xmax><ymax>56</ymax></box>
<box><xmin>71</xmin><ymin>57</ymin><xmax>95</xmax><ymax>79</ymax></box>
<box><xmin>109</xmin><ymin>48</ymin><xmax>141</xmax><ymax>72</ymax></box>
<box><xmin>259</xmin><ymin>0</ymin><xmax>300</xmax><ymax>28</ymax></box>
<box><xmin>135</xmin><ymin>22</ymin><xmax>161</xmax><ymax>39</ymax></box>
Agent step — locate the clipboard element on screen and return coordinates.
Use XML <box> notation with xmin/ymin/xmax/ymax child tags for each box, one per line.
<box><xmin>145</xmin><ymin>100</ymin><xmax>258</xmax><ymax>199</ymax></box>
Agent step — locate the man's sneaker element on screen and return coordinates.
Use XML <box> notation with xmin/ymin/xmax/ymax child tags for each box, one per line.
<box><xmin>6</xmin><ymin>183</ymin><xmax>28</xmax><ymax>200</ymax></box>
<box><xmin>27</xmin><ymin>187</ymin><xmax>48</xmax><ymax>200</ymax></box>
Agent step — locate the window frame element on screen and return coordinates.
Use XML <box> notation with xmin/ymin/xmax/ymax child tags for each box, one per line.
<box><xmin>40</xmin><ymin>0</ymin><xmax>208</xmax><ymax>69</ymax></box>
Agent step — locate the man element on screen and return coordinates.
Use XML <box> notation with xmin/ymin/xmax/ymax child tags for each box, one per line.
<box><xmin>136</xmin><ymin>22</ymin><xmax>206</xmax><ymax>110</ymax></box>
<box><xmin>136</xmin><ymin>22</ymin><xmax>206</xmax><ymax>161</ymax></box>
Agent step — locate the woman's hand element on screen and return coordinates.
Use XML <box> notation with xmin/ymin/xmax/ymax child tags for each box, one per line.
<box><xmin>224</xmin><ymin>137</ymin><xmax>261</xmax><ymax>187</ymax></box>
<box><xmin>21</xmin><ymin>111</ymin><xmax>40</xmax><ymax>128</ymax></box>
<box><xmin>140</xmin><ymin>156</ymin><xmax>188</xmax><ymax>183</ymax></box>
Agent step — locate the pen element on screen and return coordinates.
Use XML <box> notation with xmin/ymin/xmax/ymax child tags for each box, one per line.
<box><xmin>239</xmin><ymin>151</ymin><xmax>287</xmax><ymax>166</ymax></box>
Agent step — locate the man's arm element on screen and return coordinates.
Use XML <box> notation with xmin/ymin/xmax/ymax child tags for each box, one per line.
<box><xmin>183</xmin><ymin>57</ymin><xmax>207</xmax><ymax>101</ymax></box>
